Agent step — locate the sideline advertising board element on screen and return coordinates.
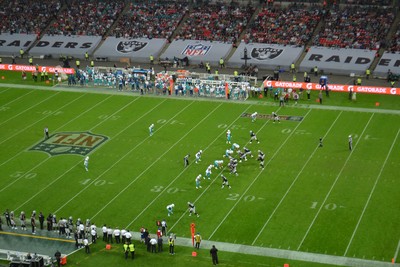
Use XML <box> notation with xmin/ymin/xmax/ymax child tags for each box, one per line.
<box><xmin>229</xmin><ymin>42</ymin><xmax>303</xmax><ymax>70</ymax></box>
<box><xmin>0</xmin><ymin>64</ymin><xmax>75</xmax><ymax>74</ymax></box>
<box><xmin>94</xmin><ymin>37</ymin><xmax>167</xmax><ymax>62</ymax></box>
<box><xmin>299</xmin><ymin>47</ymin><xmax>375</xmax><ymax>75</ymax></box>
<box><xmin>160</xmin><ymin>40</ymin><xmax>232</xmax><ymax>66</ymax></box>
<box><xmin>262</xmin><ymin>80</ymin><xmax>400</xmax><ymax>95</ymax></box>
<box><xmin>29</xmin><ymin>35</ymin><xmax>102</xmax><ymax>59</ymax></box>
<box><xmin>0</xmin><ymin>34</ymin><xmax>37</xmax><ymax>55</ymax></box>
<box><xmin>374</xmin><ymin>51</ymin><xmax>400</xmax><ymax>77</ymax></box>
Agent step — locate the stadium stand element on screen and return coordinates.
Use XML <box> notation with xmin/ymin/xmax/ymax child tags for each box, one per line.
<box><xmin>47</xmin><ymin>0</ymin><xmax>125</xmax><ymax>36</ymax></box>
<box><xmin>389</xmin><ymin>22</ymin><xmax>400</xmax><ymax>52</ymax></box>
<box><xmin>0</xmin><ymin>0</ymin><xmax>61</xmax><ymax>35</ymax></box>
<box><xmin>244</xmin><ymin>3</ymin><xmax>322</xmax><ymax>46</ymax></box>
<box><xmin>175</xmin><ymin>2</ymin><xmax>255</xmax><ymax>43</ymax></box>
<box><xmin>313</xmin><ymin>5</ymin><xmax>395</xmax><ymax>50</ymax></box>
<box><xmin>111</xmin><ymin>1</ymin><xmax>187</xmax><ymax>40</ymax></box>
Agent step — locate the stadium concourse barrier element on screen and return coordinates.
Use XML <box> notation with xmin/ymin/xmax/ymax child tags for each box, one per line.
<box><xmin>229</xmin><ymin>43</ymin><xmax>304</xmax><ymax>70</ymax></box>
<box><xmin>262</xmin><ymin>80</ymin><xmax>400</xmax><ymax>95</ymax></box>
<box><xmin>0</xmin><ymin>34</ymin><xmax>37</xmax><ymax>56</ymax></box>
<box><xmin>29</xmin><ymin>35</ymin><xmax>102</xmax><ymax>59</ymax></box>
<box><xmin>374</xmin><ymin>51</ymin><xmax>400</xmax><ymax>77</ymax></box>
<box><xmin>299</xmin><ymin>46</ymin><xmax>376</xmax><ymax>76</ymax></box>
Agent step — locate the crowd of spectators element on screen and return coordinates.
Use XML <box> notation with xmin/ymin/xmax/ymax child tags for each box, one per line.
<box><xmin>338</xmin><ymin>0</ymin><xmax>393</xmax><ymax>5</ymax></box>
<box><xmin>313</xmin><ymin>5</ymin><xmax>394</xmax><ymax>50</ymax></box>
<box><xmin>111</xmin><ymin>1</ymin><xmax>187</xmax><ymax>40</ymax></box>
<box><xmin>389</xmin><ymin>23</ymin><xmax>400</xmax><ymax>52</ymax></box>
<box><xmin>48</xmin><ymin>0</ymin><xmax>125</xmax><ymax>36</ymax></box>
<box><xmin>0</xmin><ymin>0</ymin><xmax>61</xmax><ymax>35</ymax></box>
<box><xmin>175</xmin><ymin>3</ymin><xmax>255</xmax><ymax>43</ymax></box>
<box><xmin>244</xmin><ymin>3</ymin><xmax>322</xmax><ymax>46</ymax></box>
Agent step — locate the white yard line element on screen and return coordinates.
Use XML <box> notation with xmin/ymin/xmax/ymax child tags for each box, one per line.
<box><xmin>297</xmin><ymin>113</ymin><xmax>375</xmax><ymax>251</ymax></box>
<box><xmin>252</xmin><ymin>111</ymin><xmax>343</xmax><ymax>245</ymax></box>
<box><xmin>344</xmin><ymin>127</ymin><xmax>400</xmax><ymax>256</ymax></box>
<box><xmin>125</xmin><ymin>104</ymin><xmax>254</xmax><ymax>229</ymax></box>
<box><xmin>0</xmin><ymin>93</ymin><xmax>86</xmax><ymax>146</ymax></box>
<box><xmin>89</xmin><ymin>102</ymin><xmax>224</xmax><ymax>221</ymax></box>
<box><xmin>0</xmin><ymin>95</ymin><xmax>114</xmax><ymax>169</ymax></box>
<box><xmin>394</xmin><ymin>239</ymin><xmax>400</xmax><ymax>263</ymax></box>
<box><xmin>207</xmin><ymin>109</ymin><xmax>312</xmax><ymax>240</ymax></box>
<box><xmin>0</xmin><ymin>91</ymin><xmax>61</xmax><ymax>127</ymax></box>
<box><xmin>12</xmin><ymin>97</ymin><xmax>148</xmax><ymax>209</ymax></box>
<box><xmin>0</xmin><ymin>89</ymin><xmax>34</xmax><ymax>105</ymax></box>
<box><xmin>0</xmin><ymin>87</ymin><xmax>11</xmax><ymax>93</ymax></box>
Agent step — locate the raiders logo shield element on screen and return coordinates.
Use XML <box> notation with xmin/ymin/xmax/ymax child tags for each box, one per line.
<box><xmin>251</xmin><ymin>48</ymin><xmax>283</xmax><ymax>60</ymax></box>
<box><xmin>117</xmin><ymin>40</ymin><xmax>147</xmax><ymax>53</ymax></box>
<box><xmin>29</xmin><ymin>131</ymin><xmax>108</xmax><ymax>156</ymax></box>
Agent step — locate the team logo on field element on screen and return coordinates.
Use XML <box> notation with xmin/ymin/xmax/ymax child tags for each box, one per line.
<box><xmin>181</xmin><ymin>44</ymin><xmax>212</xmax><ymax>56</ymax></box>
<box><xmin>29</xmin><ymin>132</ymin><xmax>108</xmax><ymax>156</ymax></box>
<box><xmin>241</xmin><ymin>113</ymin><xmax>303</xmax><ymax>122</ymax></box>
<box><xmin>117</xmin><ymin>40</ymin><xmax>147</xmax><ymax>53</ymax></box>
<box><xmin>251</xmin><ymin>47</ymin><xmax>283</xmax><ymax>60</ymax></box>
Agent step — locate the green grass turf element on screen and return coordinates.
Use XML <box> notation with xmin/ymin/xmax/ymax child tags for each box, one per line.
<box><xmin>0</xmin><ymin>84</ymin><xmax>399</xmax><ymax>267</ymax></box>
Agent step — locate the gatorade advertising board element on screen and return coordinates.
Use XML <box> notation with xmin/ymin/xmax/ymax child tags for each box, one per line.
<box><xmin>0</xmin><ymin>64</ymin><xmax>75</xmax><ymax>74</ymax></box>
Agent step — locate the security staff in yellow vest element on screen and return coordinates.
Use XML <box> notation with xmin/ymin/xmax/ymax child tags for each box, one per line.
<box><xmin>314</xmin><ymin>66</ymin><xmax>318</xmax><ymax>76</ymax></box>
<box><xmin>29</xmin><ymin>57</ymin><xmax>33</xmax><ymax>66</ymax></box>
<box><xmin>20</xmin><ymin>49</ymin><xmax>24</xmax><ymax>58</ymax></box>
<box><xmin>293</xmin><ymin>75</ymin><xmax>297</xmax><ymax>82</ymax></box>
<box><xmin>366</xmin><ymin>69</ymin><xmax>370</xmax><ymax>80</ymax></box>
<box><xmin>168</xmin><ymin>237</ymin><xmax>175</xmax><ymax>255</ymax></box>
<box><xmin>0</xmin><ymin>57</ymin><xmax>2</xmax><ymax>64</ymax></box>
<box><xmin>44</xmin><ymin>71</ymin><xmax>48</xmax><ymax>80</ymax></box>
<box><xmin>303</xmin><ymin>71</ymin><xmax>307</xmax><ymax>81</ymax></box>
<box><xmin>41</xmin><ymin>71</ymin><xmax>44</xmax><ymax>81</ymax></box>
<box><xmin>206</xmin><ymin>62</ymin><xmax>211</xmax><ymax>74</ymax></box>
<box><xmin>219</xmin><ymin>57</ymin><xmax>224</xmax><ymax>68</ymax></box>
<box><xmin>76</xmin><ymin>59</ymin><xmax>80</xmax><ymax>69</ymax></box>
<box><xmin>356</xmin><ymin>77</ymin><xmax>362</xmax><ymax>86</ymax></box>
<box><xmin>290</xmin><ymin>62</ymin><xmax>295</xmax><ymax>73</ymax></box>
<box><xmin>85</xmin><ymin>52</ymin><xmax>89</xmax><ymax>61</ymax></box>
<box><xmin>215</xmin><ymin>69</ymin><xmax>219</xmax><ymax>76</ymax></box>
<box><xmin>129</xmin><ymin>243</ymin><xmax>135</xmax><ymax>259</ymax></box>
<box><xmin>391</xmin><ymin>80</ymin><xmax>395</xmax><ymax>87</ymax></box>
<box><xmin>150</xmin><ymin>55</ymin><xmax>154</xmax><ymax>65</ymax></box>
<box><xmin>90</xmin><ymin>60</ymin><xmax>94</xmax><ymax>67</ymax></box>
<box><xmin>123</xmin><ymin>242</ymin><xmax>129</xmax><ymax>259</ymax></box>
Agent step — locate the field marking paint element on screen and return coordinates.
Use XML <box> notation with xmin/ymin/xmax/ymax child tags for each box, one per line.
<box><xmin>0</xmin><ymin>93</ymin><xmax>86</xmax><ymax>146</ymax></box>
<box><xmin>207</xmin><ymin>109</ymin><xmax>312</xmax><ymax>240</ymax></box>
<box><xmin>12</xmin><ymin>97</ymin><xmax>151</xmax><ymax>209</ymax></box>
<box><xmin>394</xmin><ymin>239</ymin><xmax>400</xmax><ymax>263</ymax></box>
<box><xmin>0</xmin><ymin>87</ymin><xmax>12</xmax><ymax>93</ymax></box>
<box><xmin>297</xmin><ymin>113</ymin><xmax>375</xmax><ymax>251</ymax></box>
<box><xmin>0</xmin><ymin>231</ymin><xmax>75</xmax><ymax>243</ymax></box>
<box><xmin>344</xmin><ymin>127</ymin><xmax>400</xmax><ymax>256</ymax></box>
<box><xmin>0</xmin><ymin>89</ymin><xmax>34</xmax><ymax>106</ymax></box>
<box><xmin>125</xmin><ymin>104</ymin><xmax>254</xmax><ymax>229</ymax></box>
<box><xmin>0</xmin><ymin>95</ymin><xmax>114</xmax><ymax>169</ymax></box>
<box><xmin>252</xmin><ymin>111</ymin><xmax>343</xmax><ymax>245</ymax></box>
<box><xmin>89</xmin><ymin>102</ymin><xmax>224</xmax><ymax>221</ymax></box>
<box><xmin>0</xmin><ymin>91</ymin><xmax>61</xmax><ymax>127</ymax></box>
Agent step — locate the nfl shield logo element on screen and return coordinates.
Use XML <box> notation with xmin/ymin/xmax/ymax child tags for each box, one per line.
<box><xmin>30</xmin><ymin>131</ymin><xmax>108</xmax><ymax>156</ymax></box>
<box><xmin>182</xmin><ymin>44</ymin><xmax>212</xmax><ymax>56</ymax></box>
<box><xmin>117</xmin><ymin>40</ymin><xmax>147</xmax><ymax>53</ymax></box>
<box><xmin>251</xmin><ymin>47</ymin><xmax>283</xmax><ymax>60</ymax></box>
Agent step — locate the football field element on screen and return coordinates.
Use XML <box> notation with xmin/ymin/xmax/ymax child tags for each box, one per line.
<box><xmin>0</xmin><ymin>86</ymin><xmax>399</xmax><ymax>266</ymax></box>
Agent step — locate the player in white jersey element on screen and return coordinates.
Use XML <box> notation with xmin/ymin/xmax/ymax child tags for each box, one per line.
<box><xmin>204</xmin><ymin>165</ymin><xmax>212</xmax><ymax>179</ymax></box>
<box><xmin>84</xmin><ymin>156</ymin><xmax>89</xmax><ymax>171</ymax></box>
<box><xmin>149</xmin><ymin>124</ymin><xmax>154</xmax><ymax>136</ymax></box>
<box><xmin>195</xmin><ymin>174</ymin><xmax>202</xmax><ymax>189</ymax></box>
<box><xmin>195</xmin><ymin>150</ymin><xmax>203</xmax><ymax>164</ymax></box>
<box><xmin>226</xmin><ymin>130</ymin><xmax>232</xmax><ymax>144</ymax></box>
<box><xmin>251</xmin><ymin>112</ymin><xmax>258</xmax><ymax>122</ymax></box>
<box><xmin>166</xmin><ymin>204</ymin><xmax>174</xmax><ymax>217</ymax></box>
<box><xmin>231</xmin><ymin>143</ymin><xmax>240</xmax><ymax>152</ymax></box>
<box><xmin>257</xmin><ymin>150</ymin><xmax>265</xmax><ymax>169</ymax></box>
<box><xmin>223</xmin><ymin>149</ymin><xmax>233</xmax><ymax>159</ymax></box>
<box><xmin>214</xmin><ymin>160</ymin><xmax>223</xmax><ymax>169</ymax></box>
